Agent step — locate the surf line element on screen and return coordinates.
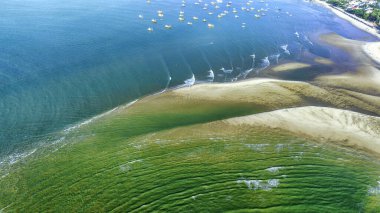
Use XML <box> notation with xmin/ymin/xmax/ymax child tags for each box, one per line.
<box><xmin>64</xmin><ymin>99</ymin><xmax>139</xmax><ymax>133</ymax></box>
<box><xmin>0</xmin><ymin>99</ymin><xmax>140</xmax><ymax>169</ymax></box>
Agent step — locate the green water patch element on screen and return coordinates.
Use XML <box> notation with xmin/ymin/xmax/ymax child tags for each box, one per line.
<box><xmin>0</xmin><ymin>92</ymin><xmax>266</xmax><ymax>210</ymax></box>
<box><xmin>1</xmin><ymin>91</ymin><xmax>379</xmax><ymax>212</ymax></box>
<box><xmin>79</xmin><ymin>93</ymin><xmax>267</xmax><ymax>143</ymax></box>
<box><xmin>1</xmin><ymin>121</ymin><xmax>380</xmax><ymax>212</ymax></box>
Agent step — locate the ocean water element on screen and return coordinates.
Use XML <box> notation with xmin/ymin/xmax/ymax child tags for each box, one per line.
<box><xmin>0</xmin><ymin>0</ymin><xmax>378</xmax><ymax>157</ymax></box>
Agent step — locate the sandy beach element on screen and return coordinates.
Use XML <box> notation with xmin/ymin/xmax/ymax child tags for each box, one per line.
<box><xmin>173</xmin><ymin>76</ymin><xmax>380</xmax><ymax>116</ymax></box>
<box><xmin>318</xmin><ymin>34</ymin><xmax>380</xmax><ymax>87</ymax></box>
<box><xmin>226</xmin><ymin>106</ymin><xmax>380</xmax><ymax>155</ymax></box>
<box><xmin>314</xmin><ymin>0</ymin><xmax>380</xmax><ymax>39</ymax></box>
<box><xmin>314</xmin><ymin>57</ymin><xmax>334</xmax><ymax>65</ymax></box>
<box><xmin>271</xmin><ymin>62</ymin><xmax>311</xmax><ymax>72</ymax></box>
<box><xmin>363</xmin><ymin>42</ymin><xmax>380</xmax><ymax>64</ymax></box>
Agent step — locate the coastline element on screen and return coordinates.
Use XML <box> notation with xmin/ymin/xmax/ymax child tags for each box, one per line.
<box><xmin>313</xmin><ymin>0</ymin><xmax>380</xmax><ymax>39</ymax></box>
<box><xmin>317</xmin><ymin>34</ymin><xmax>380</xmax><ymax>92</ymax></box>
<box><xmin>313</xmin><ymin>0</ymin><xmax>380</xmax><ymax>73</ymax></box>
<box><xmin>226</xmin><ymin>106</ymin><xmax>380</xmax><ymax>156</ymax></box>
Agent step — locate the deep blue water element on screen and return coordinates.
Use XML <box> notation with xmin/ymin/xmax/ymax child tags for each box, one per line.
<box><xmin>0</xmin><ymin>0</ymin><xmax>378</xmax><ymax>158</ymax></box>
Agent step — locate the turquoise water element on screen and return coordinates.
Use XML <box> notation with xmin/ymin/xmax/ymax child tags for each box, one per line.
<box><xmin>0</xmin><ymin>0</ymin><xmax>378</xmax><ymax>157</ymax></box>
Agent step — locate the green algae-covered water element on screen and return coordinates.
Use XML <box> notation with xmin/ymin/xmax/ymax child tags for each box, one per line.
<box><xmin>1</xmin><ymin>89</ymin><xmax>380</xmax><ymax>212</ymax></box>
<box><xmin>2</xmin><ymin>110</ymin><xmax>380</xmax><ymax>212</ymax></box>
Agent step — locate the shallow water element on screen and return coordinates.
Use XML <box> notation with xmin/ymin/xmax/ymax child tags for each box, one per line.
<box><xmin>1</xmin><ymin>75</ymin><xmax>380</xmax><ymax>211</ymax></box>
<box><xmin>0</xmin><ymin>0</ymin><xmax>378</xmax><ymax>156</ymax></box>
<box><xmin>2</xmin><ymin>123</ymin><xmax>380</xmax><ymax>212</ymax></box>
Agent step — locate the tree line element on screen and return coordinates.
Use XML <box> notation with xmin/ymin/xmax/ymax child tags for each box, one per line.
<box><xmin>327</xmin><ymin>0</ymin><xmax>380</xmax><ymax>25</ymax></box>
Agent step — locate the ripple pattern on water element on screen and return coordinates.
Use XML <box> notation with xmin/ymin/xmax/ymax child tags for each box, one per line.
<box><xmin>1</xmin><ymin>123</ymin><xmax>380</xmax><ymax>212</ymax></box>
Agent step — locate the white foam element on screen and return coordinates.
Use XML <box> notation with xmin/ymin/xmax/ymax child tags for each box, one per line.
<box><xmin>119</xmin><ymin>165</ymin><xmax>130</xmax><ymax>172</ymax></box>
<box><xmin>207</xmin><ymin>70</ymin><xmax>215</xmax><ymax>82</ymax></box>
<box><xmin>275</xmin><ymin>144</ymin><xmax>287</xmax><ymax>153</ymax></box>
<box><xmin>0</xmin><ymin>99</ymin><xmax>140</xmax><ymax>170</ymax></box>
<box><xmin>184</xmin><ymin>74</ymin><xmax>196</xmax><ymax>86</ymax></box>
<box><xmin>51</xmin><ymin>136</ymin><xmax>66</xmax><ymax>145</ymax></box>
<box><xmin>165</xmin><ymin>76</ymin><xmax>172</xmax><ymax>89</ymax></box>
<box><xmin>0</xmin><ymin>148</ymin><xmax>37</xmax><ymax>167</ymax></box>
<box><xmin>237</xmin><ymin>54</ymin><xmax>256</xmax><ymax>79</ymax></box>
<box><xmin>369</xmin><ymin>182</ymin><xmax>380</xmax><ymax>195</ymax></box>
<box><xmin>266</xmin><ymin>166</ymin><xmax>282</xmax><ymax>173</ymax></box>
<box><xmin>63</xmin><ymin>109</ymin><xmax>116</xmax><ymax>132</ymax></box>
<box><xmin>237</xmin><ymin>68</ymin><xmax>253</xmax><ymax>79</ymax></box>
<box><xmin>64</xmin><ymin>99</ymin><xmax>138</xmax><ymax>133</ymax></box>
<box><xmin>267</xmin><ymin>179</ymin><xmax>280</xmax><ymax>187</ymax></box>
<box><xmin>292</xmin><ymin>154</ymin><xmax>303</xmax><ymax>161</ymax></box>
<box><xmin>220</xmin><ymin>67</ymin><xmax>234</xmax><ymax>74</ymax></box>
<box><xmin>237</xmin><ymin>178</ymin><xmax>280</xmax><ymax>190</ymax></box>
<box><xmin>303</xmin><ymin>35</ymin><xmax>313</xmax><ymax>45</ymax></box>
<box><xmin>269</xmin><ymin>54</ymin><xmax>280</xmax><ymax>64</ymax></box>
<box><xmin>253</xmin><ymin>57</ymin><xmax>270</xmax><ymax>74</ymax></box>
<box><xmin>119</xmin><ymin>159</ymin><xmax>143</xmax><ymax>172</ymax></box>
<box><xmin>261</xmin><ymin>56</ymin><xmax>270</xmax><ymax>67</ymax></box>
<box><xmin>245</xmin><ymin>143</ymin><xmax>269</xmax><ymax>151</ymax></box>
<box><xmin>280</xmin><ymin>44</ymin><xmax>290</xmax><ymax>55</ymax></box>
<box><xmin>128</xmin><ymin>159</ymin><xmax>143</xmax><ymax>164</ymax></box>
<box><xmin>237</xmin><ymin>179</ymin><xmax>261</xmax><ymax>190</ymax></box>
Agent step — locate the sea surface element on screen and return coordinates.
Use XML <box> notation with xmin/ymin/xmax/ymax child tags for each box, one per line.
<box><xmin>0</xmin><ymin>0</ymin><xmax>378</xmax><ymax>158</ymax></box>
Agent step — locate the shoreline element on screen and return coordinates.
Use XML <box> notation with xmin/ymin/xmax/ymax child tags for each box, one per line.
<box><xmin>318</xmin><ymin>33</ymin><xmax>380</xmax><ymax>88</ymax></box>
<box><xmin>363</xmin><ymin>42</ymin><xmax>380</xmax><ymax>65</ymax></box>
<box><xmin>313</xmin><ymin>1</ymin><xmax>380</xmax><ymax>74</ymax></box>
<box><xmin>226</xmin><ymin>106</ymin><xmax>380</xmax><ymax>156</ymax></box>
<box><xmin>313</xmin><ymin>0</ymin><xmax>380</xmax><ymax>39</ymax></box>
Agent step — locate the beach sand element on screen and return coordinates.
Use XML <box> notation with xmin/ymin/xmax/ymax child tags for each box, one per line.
<box><xmin>271</xmin><ymin>62</ymin><xmax>311</xmax><ymax>72</ymax></box>
<box><xmin>314</xmin><ymin>57</ymin><xmax>334</xmax><ymax>65</ymax></box>
<box><xmin>318</xmin><ymin>34</ymin><xmax>380</xmax><ymax>89</ymax></box>
<box><xmin>226</xmin><ymin>106</ymin><xmax>380</xmax><ymax>155</ymax></box>
<box><xmin>363</xmin><ymin>42</ymin><xmax>380</xmax><ymax>64</ymax></box>
<box><xmin>173</xmin><ymin>77</ymin><xmax>380</xmax><ymax>116</ymax></box>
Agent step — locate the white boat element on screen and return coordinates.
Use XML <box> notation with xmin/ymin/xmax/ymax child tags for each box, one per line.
<box><xmin>220</xmin><ymin>67</ymin><xmax>233</xmax><ymax>74</ymax></box>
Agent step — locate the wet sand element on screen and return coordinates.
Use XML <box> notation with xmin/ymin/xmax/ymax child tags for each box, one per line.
<box><xmin>226</xmin><ymin>106</ymin><xmax>380</xmax><ymax>155</ymax></box>
<box><xmin>271</xmin><ymin>63</ymin><xmax>311</xmax><ymax>72</ymax></box>
<box><xmin>171</xmin><ymin>32</ymin><xmax>380</xmax><ymax>157</ymax></box>
<box><xmin>317</xmin><ymin>34</ymin><xmax>380</xmax><ymax>92</ymax></box>
<box><xmin>314</xmin><ymin>57</ymin><xmax>334</xmax><ymax>65</ymax></box>
<box><xmin>363</xmin><ymin>42</ymin><xmax>380</xmax><ymax>65</ymax></box>
<box><xmin>173</xmin><ymin>77</ymin><xmax>380</xmax><ymax>116</ymax></box>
